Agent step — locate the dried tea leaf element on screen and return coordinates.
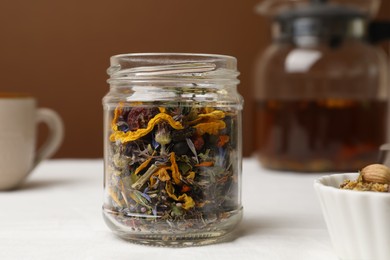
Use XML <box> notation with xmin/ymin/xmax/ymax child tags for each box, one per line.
<box><xmin>129</xmin><ymin>189</ymin><xmax>152</xmax><ymax>208</ymax></box>
<box><xmin>186</xmin><ymin>138</ymin><xmax>199</xmax><ymax>163</ymax></box>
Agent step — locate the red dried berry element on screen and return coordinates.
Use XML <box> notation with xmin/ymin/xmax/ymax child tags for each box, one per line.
<box><xmin>192</xmin><ymin>135</ymin><xmax>204</xmax><ymax>151</ymax></box>
<box><xmin>127</xmin><ymin>107</ymin><xmax>159</xmax><ymax>131</ymax></box>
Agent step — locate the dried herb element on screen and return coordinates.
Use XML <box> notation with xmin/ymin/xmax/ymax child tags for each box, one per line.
<box><xmin>340</xmin><ymin>164</ymin><xmax>390</xmax><ymax>192</ymax></box>
<box><xmin>104</xmin><ymin>103</ymin><xmax>241</xmax><ymax>233</ymax></box>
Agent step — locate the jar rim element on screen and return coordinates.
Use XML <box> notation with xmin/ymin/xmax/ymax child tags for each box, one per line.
<box><xmin>110</xmin><ymin>52</ymin><xmax>237</xmax><ymax>65</ymax></box>
<box><xmin>107</xmin><ymin>53</ymin><xmax>240</xmax><ymax>85</ymax></box>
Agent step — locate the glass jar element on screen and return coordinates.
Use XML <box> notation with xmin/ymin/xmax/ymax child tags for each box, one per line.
<box><xmin>102</xmin><ymin>53</ymin><xmax>243</xmax><ymax>246</ymax></box>
<box><xmin>254</xmin><ymin>1</ymin><xmax>389</xmax><ymax>172</ymax></box>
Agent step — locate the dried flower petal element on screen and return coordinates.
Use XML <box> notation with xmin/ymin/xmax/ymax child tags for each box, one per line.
<box><xmin>108</xmin><ymin>187</ymin><xmax>124</xmax><ymax>207</ymax></box>
<box><xmin>170</xmin><ymin>152</ymin><xmax>182</xmax><ymax>185</ymax></box>
<box><xmin>198</xmin><ymin>110</ymin><xmax>225</xmax><ymax>120</ymax></box>
<box><xmin>181</xmin><ymin>185</ymin><xmax>191</xmax><ymax>193</ymax></box>
<box><xmin>193</xmin><ymin>120</ymin><xmax>226</xmax><ymax>135</ymax></box>
<box><xmin>165</xmin><ymin>182</ymin><xmax>195</xmax><ymax>210</ymax></box>
<box><xmin>195</xmin><ymin>161</ymin><xmax>214</xmax><ymax>167</ymax></box>
<box><xmin>155</xmin><ymin>166</ymin><xmax>171</xmax><ymax>182</ymax></box>
<box><xmin>134</xmin><ymin>156</ymin><xmax>153</xmax><ymax>175</ymax></box>
<box><xmin>187</xmin><ymin>171</ymin><xmax>195</xmax><ymax>180</ymax></box>
<box><xmin>111</xmin><ymin>102</ymin><xmax>124</xmax><ymax>131</ymax></box>
<box><xmin>110</xmin><ymin>113</ymin><xmax>184</xmax><ymax>143</ymax></box>
<box><xmin>217</xmin><ymin>135</ymin><xmax>230</xmax><ymax>147</ymax></box>
<box><xmin>188</xmin><ymin>110</ymin><xmax>225</xmax><ymax>125</ymax></box>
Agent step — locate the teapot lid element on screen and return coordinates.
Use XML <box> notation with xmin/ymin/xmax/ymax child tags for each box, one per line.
<box><xmin>256</xmin><ymin>0</ymin><xmax>381</xmax><ymax>18</ymax></box>
<box><xmin>275</xmin><ymin>1</ymin><xmax>366</xmax><ymax>21</ymax></box>
<box><xmin>262</xmin><ymin>0</ymin><xmax>372</xmax><ymax>44</ymax></box>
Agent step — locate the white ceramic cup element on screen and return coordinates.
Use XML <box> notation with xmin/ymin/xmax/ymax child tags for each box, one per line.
<box><xmin>0</xmin><ymin>94</ymin><xmax>64</xmax><ymax>190</ymax></box>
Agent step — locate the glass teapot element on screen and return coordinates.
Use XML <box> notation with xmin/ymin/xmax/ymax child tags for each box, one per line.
<box><xmin>254</xmin><ymin>0</ymin><xmax>390</xmax><ymax>172</ymax></box>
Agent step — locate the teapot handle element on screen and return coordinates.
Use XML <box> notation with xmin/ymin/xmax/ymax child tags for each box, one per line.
<box><xmin>379</xmin><ymin>144</ymin><xmax>390</xmax><ymax>167</ymax></box>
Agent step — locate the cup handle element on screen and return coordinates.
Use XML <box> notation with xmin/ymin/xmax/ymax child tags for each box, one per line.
<box><xmin>34</xmin><ymin>108</ymin><xmax>64</xmax><ymax>167</ymax></box>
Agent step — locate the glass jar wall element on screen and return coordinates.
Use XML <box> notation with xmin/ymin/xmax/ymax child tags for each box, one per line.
<box><xmin>102</xmin><ymin>53</ymin><xmax>243</xmax><ymax>246</ymax></box>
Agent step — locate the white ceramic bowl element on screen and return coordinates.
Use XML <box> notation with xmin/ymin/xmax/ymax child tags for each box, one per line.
<box><xmin>314</xmin><ymin>173</ymin><xmax>390</xmax><ymax>260</ymax></box>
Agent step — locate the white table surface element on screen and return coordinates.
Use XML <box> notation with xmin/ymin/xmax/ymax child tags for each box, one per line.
<box><xmin>0</xmin><ymin>158</ymin><xmax>338</xmax><ymax>260</ymax></box>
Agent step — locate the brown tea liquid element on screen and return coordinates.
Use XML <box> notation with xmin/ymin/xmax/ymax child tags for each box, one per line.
<box><xmin>255</xmin><ymin>99</ymin><xmax>388</xmax><ymax>172</ymax></box>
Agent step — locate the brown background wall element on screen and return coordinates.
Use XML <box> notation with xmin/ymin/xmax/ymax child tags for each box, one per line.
<box><xmin>0</xmin><ymin>1</ymin><xmax>388</xmax><ymax>158</ymax></box>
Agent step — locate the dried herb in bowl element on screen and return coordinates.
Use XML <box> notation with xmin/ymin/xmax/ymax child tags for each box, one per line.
<box><xmin>340</xmin><ymin>164</ymin><xmax>390</xmax><ymax>192</ymax></box>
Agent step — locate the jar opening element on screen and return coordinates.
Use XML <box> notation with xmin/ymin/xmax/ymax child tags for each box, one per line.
<box><xmin>107</xmin><ymin>53</ymin><xmax>240</xmax><ymax>84</ymax></box>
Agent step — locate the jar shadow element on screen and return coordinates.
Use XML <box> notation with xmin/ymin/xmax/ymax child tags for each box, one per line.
<box><xmin>233</xmin><ymin>214</ymin><xmax>321</xmax><ymax>239</ymax></box>
<box><xmin>14</xmin><ymin>178</ymin><xmax>81</xmax><ymax>191</ymax></box>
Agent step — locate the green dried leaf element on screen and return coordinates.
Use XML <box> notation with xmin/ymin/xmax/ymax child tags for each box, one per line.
<box><xmin>198</xmin><ymin>149</ymin><xmax>211</xmax><ymax>161</ymax></box>
<box><xmin>178</xmin><ymin>162</ymin><xmax>192</xmax><ymax>175</ymax></box>
<box><xmin>129</xmin><ymin>189</ymin><xmax>151</xmax><ymax>208</ymax></box>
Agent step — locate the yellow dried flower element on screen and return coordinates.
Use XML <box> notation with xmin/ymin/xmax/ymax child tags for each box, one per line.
<box><xmin>110</xmin><ymin>112</ymin><xmax>184</xmax><ymax>143</ymax></box>
<box><xmin>165</xmin><ymin>182</ymin><xmax>195</xmax><ymax>210</ymax></box>
<box><xmin>193</xmin><ymin>120</ymin><xmax>226</xmax><ymax>135</ymax></box>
